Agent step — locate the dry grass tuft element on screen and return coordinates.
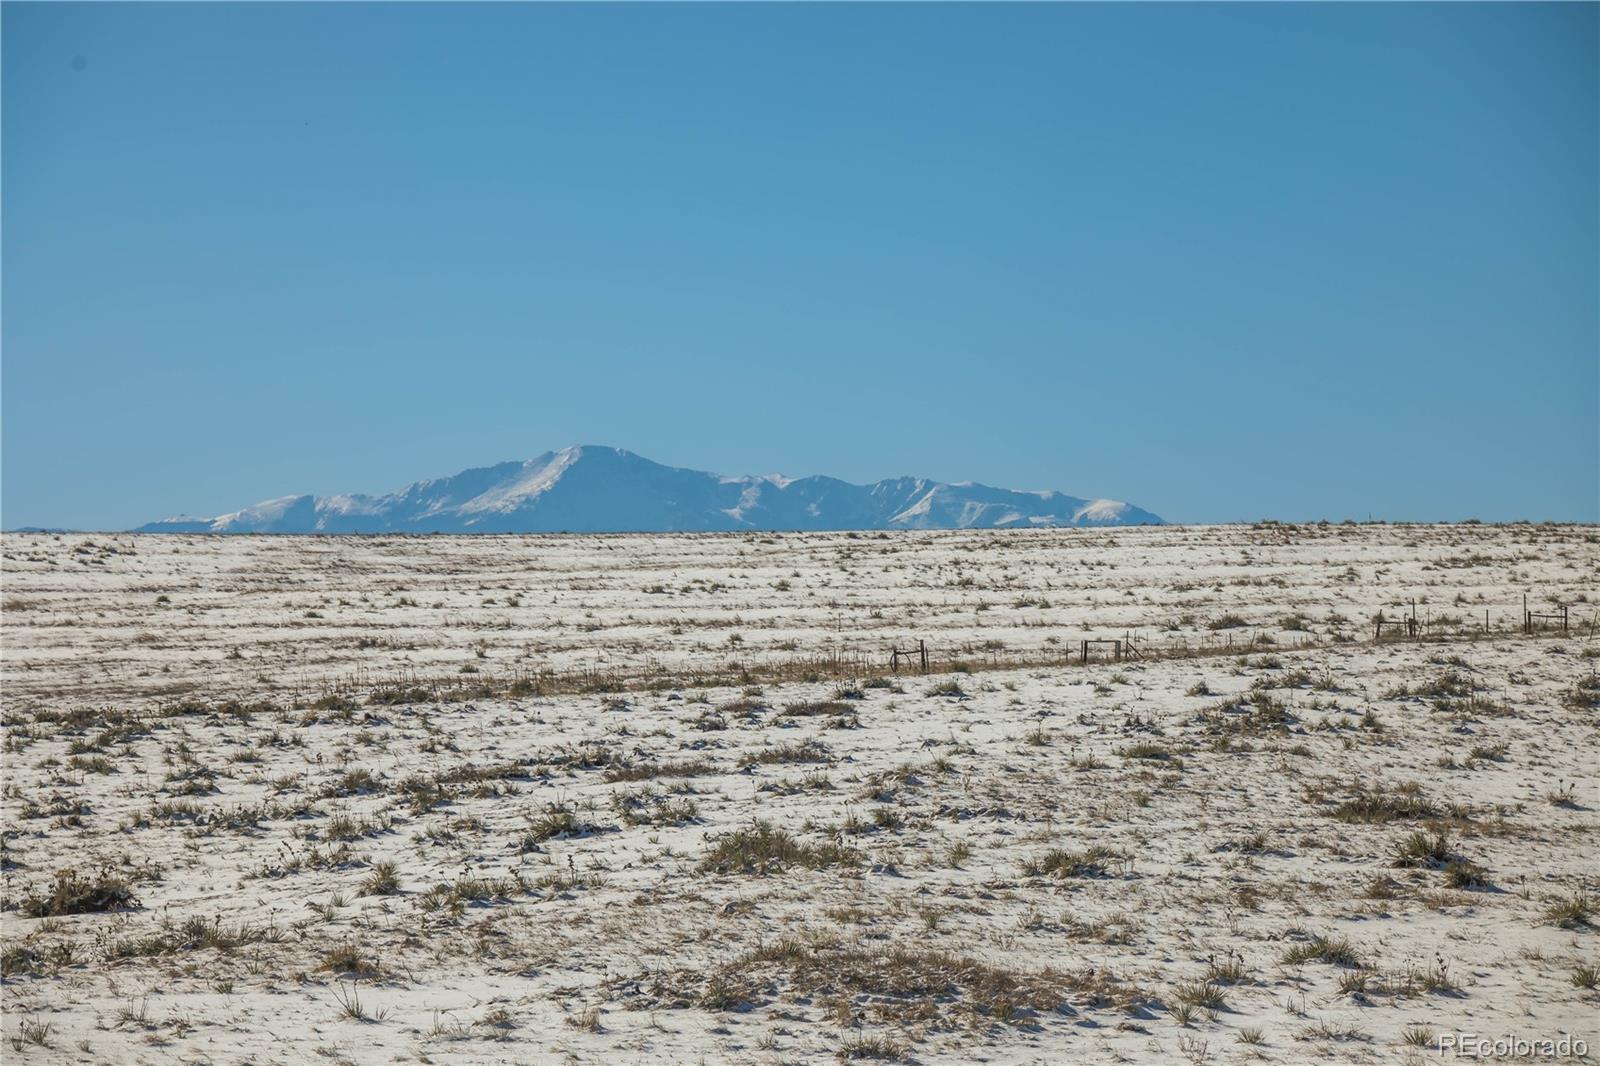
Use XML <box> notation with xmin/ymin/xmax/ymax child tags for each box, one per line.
<box><xmin>1022</xmin><ymin>846</ymin><xmax>1121</xmax><ymax>879</ymax></box>
<box><xmin>16</xmin><ymin>867</ymin><xmax>138</xmax><ymax>917</ymax></box>
<box><xmin>618</xmin><ymin>933</ymin><xmax>1151</xmax><ymax>1026</ymax></box>
<box><xmin>698</xmin><ymin>821</ymin><xmax>859</xmax><ymax>875</ymax></box>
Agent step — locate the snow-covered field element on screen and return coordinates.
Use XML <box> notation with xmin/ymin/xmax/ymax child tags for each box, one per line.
<box><xmin>2</xmin><ymin>524</ymin><xmax>1596</xmax><ymax>1064</ymax></box>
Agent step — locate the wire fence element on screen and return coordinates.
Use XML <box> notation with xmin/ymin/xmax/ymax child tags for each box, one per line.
<box><xmin>241</xmin><ymin>595</ymin><xmax>1598</xmax><ymax>710</ymax></box>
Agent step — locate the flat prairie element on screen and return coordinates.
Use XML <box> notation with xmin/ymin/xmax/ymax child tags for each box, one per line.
<box><xmin>1</xmin><ymin>524</ymin><xmax>1596</xmax><ymax>1064</ymax></box>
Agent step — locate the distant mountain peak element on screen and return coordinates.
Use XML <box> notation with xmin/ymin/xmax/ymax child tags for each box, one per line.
<box><xmin>133</xmin><ymin>446</ymin><xmax>1163</xmax><ymax>533</ymax></box>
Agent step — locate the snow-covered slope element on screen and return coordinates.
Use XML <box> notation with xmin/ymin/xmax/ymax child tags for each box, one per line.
<box><xmin>133</xmin><ymin>446</ymin><xmax>1163</xmax><ymax>533</ymax></box>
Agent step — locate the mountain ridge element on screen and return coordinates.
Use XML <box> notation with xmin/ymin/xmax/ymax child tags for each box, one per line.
<box><xmin>133</xmin><ymin>446</ymin><xmax>1164</xmax><ymax>533</ymax></box>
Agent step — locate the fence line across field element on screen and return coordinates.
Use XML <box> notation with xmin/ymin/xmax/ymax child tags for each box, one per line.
<box><xmin>254</xmin><ymin>590</ymin><xmax>1596</xmax><ymax>710</ymax></box>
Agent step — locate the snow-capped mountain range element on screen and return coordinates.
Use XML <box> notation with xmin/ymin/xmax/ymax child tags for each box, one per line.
<box><xmin>134</xmin><ymin>446</ymin><xmax>1163</xmax><ymax>533</ymax></box>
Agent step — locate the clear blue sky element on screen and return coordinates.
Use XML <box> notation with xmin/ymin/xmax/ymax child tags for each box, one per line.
<box><xmin>4</xmin><ymin>3</ymin><xmax>1595</xmax><ymax>529</ymax></box>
